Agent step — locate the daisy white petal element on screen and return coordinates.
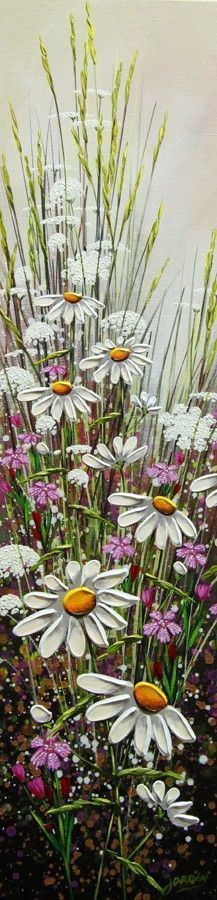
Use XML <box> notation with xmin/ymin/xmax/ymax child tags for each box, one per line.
<box><xmin>152</xmin><ymin>780</ymin><xmax>166</xmax><ymax>803</ymax></box>
<box><xmin>13</xmin><ymin>609</ymin><xmax>55</xmax><ymax>637</ymax></box>
<box><xmin>67</xmin><ymin>619</ymin><xmax>86</xmax><ymax>657</ymax></box>
<box><xmin>39</xmin><ymin>614</ymin><xmax>68</xmax><ymax>657</ymax></box>
<box><xmin>134</xmin><ymin>713</ymin><xmax>152</xmax><ymax>756</ymax></box>
<box><xmin>86</xmin><ymin>694</ymin><xmax>130</xmax><ymax>722</ymax></box>
<box><xmin>77</xmin><ymin>673</ymin><xmax>130</xmax><ymax>695</ymax></box>
<box><xmin>93</xmin><ymin>567</ymin><xmax>129</xmax><ymax>590</ymax></box>
<box><xmin>206</xmin><ymin>488</ymin><xmax>217</xmax><ymax>508</ymax></box>
<box><xmin>84</xmin><ymin>612</ymin><xmax>108</xmax><ymax>647</ymax></box>
<box><xmin>109</xmin><ymin>706</ymin><xmax>138</xmax><ymax>744</ymax></box>
<box><xmin>190</xmin><ymin>472</ymin><xmax>217</xmax><ymax>492</ymax></box>
<box><xmin>65</xmin><ymin>561</ymin><xmax>81</xmax><ymax>583</ymax></box>
<box><xmin>98</xmin><ymin>588</ymin><xmax>138</xmax><ymax>608</ymax></box>
<box><xmin>24</xmin><ymin>591</ymin><xmax>58</xmax><ymax>610</ymax></box>
<box><xmin>151</xmin><ymin>713</ymin><xmax>172</xmax><ymax>757</ymax></box>
<box><xmin>119</xmin><ymin>506</ymin><xmax>149</xmax><ymax>528</ymax></box>
<box><xmin>135</xmin><ymin>511</ymin><xmax>158</xmax><ymax>542</ymax></box>
<box><xmin>136</xmin><ymin>783</ymin><xmax>155</xmax><ymax>805</ymax></box>
<box><xmin>163</xmin><ymin>706</ymin><xmax>196</xmax><ymax>742</ymax></box>
<box><xmin>81</xmin><ymin>560</ymin><xmax>101</xmax><ymax>583</ymax></box>
<box><xmin>96</xmin><ymin>603</ymin><xmax>127</xmax><ymax>629</ymax></box>
<box><xmin>174</xmin><ymin>510</ymin><xmax>197</xmax><ymax>538</ymax></box>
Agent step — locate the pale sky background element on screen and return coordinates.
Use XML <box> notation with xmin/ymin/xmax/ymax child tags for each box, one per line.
<box><xmin>0</xmin><ymin>0</ymin><xmax>217</xmax><ymax>380</ymax></box>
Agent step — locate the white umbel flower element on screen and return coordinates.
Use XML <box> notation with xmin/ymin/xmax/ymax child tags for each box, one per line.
<box><xmin>137</xmin><ymin>780</ymin><xmax>199</xmax><ymax>829</ymax></box>
<box><xmin>0</xmin><ymin>366</ymin><xmax>36</xmax><ymax>397</ymax></box>
<box><xmin>80</xmin><ymin>338</ymin><xmax>152</xmax><ymax>385</ymax></box>
<box><xmin>190</xmin><ymin>471</ymin><xmax>217</xmax><ymax>509</ymax></box>
<box><xmin>67</xmin><ymin>468</ymin><xmax>89</xmax><ymax>487</ymax></box>
<box><xmin>35</xmin><ymin>291</ymin><xmax>104</xmax><ymax>326</ymax></box>
<box><xmin>25</xmin><ymin>321</ymin><xmax>56</xmax><ymax>346</ymax></box>
<box><xmin>18</xmin><ymin>379</ymin><xmax>100</xmax><ymax>423</ymax></box>
<box><xmin>131</xmin><ymin>391</ymin><xmax>161</xmax><ymax>414</ymax></box>
<box><xmin>0</xmin><ymin>545</ymin><xmax>40</xmax><ymax>580</ymax></box>
<box><xmin>49</xmin><ymin>177</ymin><xmax>83</xmax><ymax>206</ymax></box>
<box><xmin>83</xmin><ymin>436</ymin><xmax>147</xmax><ymax>471</ymax></box>
<box><xmin>77</xmin><ymin>674</ymin><xmax>196</xmax><ymax>759</ymax></box>
<box><xmin>101</xmin><ymin>311</ymin><xmax>147</xmax><ymax>343</ymax></box>
<box><xmin>0</xmin><ymin>594</ymin><xmax>22</xmax><ymax>615</ymax></box>
<box><xmin>62</xmin><ymin>251</ymin><xmax>110</xmax><ymax>286</ymax></box>
<box><xmin>13</xmin><ymin>562</ymin><xmax>139</xmax><ymax>659</ymax></box>
<box><xmin>108</xmin><ymin>491</ymin><xmax>197</xmax><ymax>548</ymax></box>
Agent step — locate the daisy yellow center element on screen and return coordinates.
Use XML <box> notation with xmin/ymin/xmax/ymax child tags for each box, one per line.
<box><xmin>63</xmin><ymin>587</ymin><xmax>96</xmax><ymax>616</ymax></box>
<box><xmin>110</xmin><ymin>347</ymin><xmax>131</xmax><ymax>362</ymax></box>
<box><xmin>133</xmin><ymin>681</ymin><xmax>168</xmax><ymax>713</ymax></box>
<box><xmin>51</xmin><ymin>380</ymin><xmax>72</xmax><ymax>396</ymax></box>
<box><xmin>64</xmin><ymin>292</ymin><xmax>82</xmax><ymax>304</ymax></box>
<box><xmin>152</xmin><ymin>495</ymin><xmax>176</xmax><ymax>516</ymax></box>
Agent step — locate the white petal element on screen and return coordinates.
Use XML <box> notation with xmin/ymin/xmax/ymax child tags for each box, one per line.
<box><xmin>24</xmin><ymin>591</ymin><xmax>58</xmax><ymax>610</ymax></box>
<box><xmin>109</xmin><ymin>706</ymin><xmax>138</xmax><ymax>744</ymax></box>
<box><xmin>136</xmin><ymin>783</ymin><xmax>155</xmax><ymax>805</ymax></box>
<box><xmin>154</xmin><ymin>520</ymin><xmax>168</xmax><ymax>549</ymax></box>
<box><xmin>163</xmin><ymin>706</ymin><xmax>196</xmax><ymax>743</ymax></box>
<box><xmin>93</xmin><ymin>567</ymin><xmax>129</xmax><ymax>591</ymax></box>
<box><xmin>173</xmin><ymin>561</ymin><xmax>187</xmax><ymax>575</ymax></box>
<box><xmin>51</xmin><ymin>396</ymin><xmax>64</xmax><ymax>422</ymax></box>
<box><xmin>84</xmin><ymin>612</ymin><xmax>108</xmax><ymax>647</ymax></box>
<box><xmin>121</xmin><ymin>436</ymin><xmax>137</xmax><ymax>456</ymax></box>
<box><xmin>98</xmin><ymin>589</ymin><xmax>138</xmax><ymax>609</ymax></box>
<box><xmin>119</xmin><ymin>506</ymin><xmax>149</xmax><ymax>528</ymax></box>
<box><xmin>44</xmin><ymin>574</ymin><xmax>67</xmax><ymax>592</ymax></box>
<box><xmin>206</xmin><ymin>488</ymin><xmax>217</xmax><ymax>508</ymax></box>
<box><xmin>167</xmin><ymin>517</ymin><xmax>182</xmax><ymax>547</ymax></box>
<box><xmin>152</xmin><ymin>713</ymin><xmax>172</xmax><ymax>757</ymax></box>
<box><xmin>111</xmin><ymin>362</ymin><xmax>121</xmax><ymax>384</ymax></box>
<box><xmin>77</xmin><ymin>673</ymin><xmax>131</xmax><ymax>695</ymax></box>
<box><xmin>47</xmin><ymin>299</ymin><xmax>66</xmax><ymax>320</ymax></box>
<box><xmin>152</xmin><ymin>781</ymin><xmax>166</xmax><ymax>803</ymax></box>
<box><xmin>67</xmin><ymin>619</ymin><xmax>86</xmax><ymax>658</ymax></box>
<box><xmin>135</xmin><ymin>511</ymin><xmax>158</xmax><ymax>543</ymax></box>
<box><xmin>13</xmin><ymin>609</ymin><xmax>55</xmax><ymax>637</ymax></box>
<box><xmin>64</xmin><ymin>396</ymin><xmax>78</xmax><ymax>420</ymax></box>
<box><xmin>96</xmin><ymin>603</ymin><xmax>127</xmax><ymax>630</ymax></box>
<box><xmin>97</xmin><ymin>443</ymin><xmax>114</xmax><ymax>462</ymax></box>
<box><xmin>39</xmin><ymin>614</ymin><xmax>67</xmax><ymax>657</ymax></box>
<box><xmin>134</xmin><ymin>713</ymin><xmax>152</xmax><ymax>755</ymax></box>
<box><xmin>174</xmin><ymin>510</ymin><xmax>197</xmax><ymax>539</ymax></box>
<box><xmin>126</xmin><ymin>445</ymin><xmax>147</xmax><ymax>464</ymax></box>
<box><xmin>113</xmin><ymin>436</ymin><xmax>124</xmax><ymax>456</ymax></box>
<box><xmin>168</xmin><ymin>801</ymin><xmax>193</xmax><ymax>816</ymax></box>
<box><xmin>94</xmin><ymin>360</ymin><xmax>111</xmax><ymax>383</ymax></box>
<box><xmin>108</xmin><ymin>492</ymin><xmax>145</xmax><ymax>507</ymax></box>
<box><xmin>165</xmin><ymin>787</ymin><xmax>180</xmax><ymax>806</ymax></box>
<box><xmin>190</xmin><ymin>472</ymin><xmax>217</xmax><ymax>493</ymax></box>
<box><xmin>86</xmin><ymin>693</ymin><xmax>130</xmax><ymax>722</ymax></box>
<box><xmin>18</xmin><ymin>387</ymin><xmax>49</xmax><ymax>402</ymax></box>
<box><xmin>83</xmin><ymin>454</ymin><xmax>106</xmax><ymax>470</ymax></box>
<box><xmin>30</xmin><ymin>704</ymin><xmax>52</xmax><ymax>723</ymax></box>
<box><xmin>81</xmin><ymin>560</ymin><xmax>101</xmax><ymax>584</ymax></box>
<box><xmin>169</xmin><ymin>813</ymin><xmax>199</xmax><ymax>828</ymax></box>
<box><xmin>32</xmin><ymin>396</ymin><xmax>52</xmax><ymax>416</ymax></box>
<box><xmin>65</xmin><ymin>561</ymin><xmax>81</xmax><ymax>584</ymax></box>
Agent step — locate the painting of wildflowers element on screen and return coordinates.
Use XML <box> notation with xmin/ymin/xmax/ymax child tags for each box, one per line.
<box><xmin>0</xmin><ymin>4</ymin><xmax>216</xmax><ymax>898</ymax></box>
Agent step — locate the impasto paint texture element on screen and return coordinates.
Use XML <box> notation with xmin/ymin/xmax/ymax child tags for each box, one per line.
<box><xmin>0</xmin><ymin>2</ymin><xmax>216</xmax><ymax>898</ymax></box>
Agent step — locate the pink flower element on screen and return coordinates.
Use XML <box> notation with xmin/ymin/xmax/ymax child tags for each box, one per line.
<box><xmin>10</xmin><ymin>413</ymin><xmax>22</xmax><ymax>427</ymax></box>
<box><xmin>174</xmin><ymin>451</ymin><xmax>185</xmax><ymax>466</ymax></box>
<box><xmin>176</xmin><ymin>542</ymin><xmax>207</xmax><ymax>569</ymax></box>
<box><xmin>28</xmin><ymin>777</ymin><xmax>45</xmax><ymax>798</ymax></box>
<box><xmin>210</xmin><ymin>603</ymin><xmax>217</xmax><ymax>616</ymax></box>
<box><xmin>30</xmin><ymin>735</ymin><xmax>71</xmax><ymax>771</ymax></box>
<box><xmin>102</xmin><ymin>535</ymin><xmax>134</xmax><ymax>561</ymax></box>
<box><xmin>0</xmin><ymin>477</ymin><xmax>10</xmax><ymax>497</ymax></box>
<box><xmin>146</xmin><ymin>462</ymin><xmax>178</xmax><ymax>485</ymax></box>
<box><xmin>18</xmin><ymin>432</ymin><xmax>40</xmax><ymax>447</ymax></box>
<box><xmin>29</xmin><ymin>481</ymin><xmax>60</xmax><ymax>509</ymax></box>
<box><xmin>44</xmin><ymin>363</ymin><xmax>67</xmax><ymax>379</ymax></box>
<box><xmin>12</xmin><ymin>763</ymin><xmax>25</xmax><ymax>782</ymax></box>
<box><xmin>195</xmin><ymin>582</ymin><xmax>211</xmax><ymax>601</ymax></box>
<box><xmin>1</xmin><ymin>447</ymin><xmax>28</xmax><ymax>470</ymax></box>
<box><xmin>141</xmin><ymin>587</ymin><xmax>156</xmax><ymax>608</ymax></box>
<box><xmin>143</xmin><ymin>609</ymin><xmax>181</xmax><ymax>643</ymax></box>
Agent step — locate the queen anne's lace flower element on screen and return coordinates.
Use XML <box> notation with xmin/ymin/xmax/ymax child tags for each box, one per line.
<box><xmin>0</xmin><ymin>594</ymin><xmax>22</xmax><ymax>615</ymax></box>
<box><xmin>0</xmin><ymin>367</ymin><xmax>36</xmax><ymax>397</ymax></box>
<box><xmin>160</xmin><ymin>404</ymin><xmax>217</xmax><ymax>452</ymax></box>
<box><xmin>62</xmin><ymin>250</ymin><xmax>110</xmax><ymax>286</ymax></box>
<box><xmin>0</xmin><ymin>545</ymin><xmax>40</xmax><ymax>579</ymax></box>
<box><xmin>67</xmin><ymin>468</ymin><xmax>89</xmax><ymax>487</ymax></box>
<box><xmin>48</xmin><ymin>233</ymin><xmax>65</xmax><ymax>253</ymax></box>
<box><xmin>25</xmin><ymin>322</ymin><xmax>56</xmax><ymax>346</ymax></box>
<box><xmin>49</xmin><ymin>177</ymin><xmax>83</xmax><ymax>206</ymax></box>
<box><xmin>101</xmin><ymin>311</ymin><xmax>147</xmax><ymax>343</ymax></box>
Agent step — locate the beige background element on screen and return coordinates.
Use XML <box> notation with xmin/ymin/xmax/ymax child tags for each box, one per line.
<box><xmin>0</xmin><ymin>0</ymin><xmax>217</xmax><ymax>314</ymax></box>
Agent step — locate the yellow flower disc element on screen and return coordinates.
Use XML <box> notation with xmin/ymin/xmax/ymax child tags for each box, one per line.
<box><xmin>133</xmin><ymin>681</ymin><xmax>168</xmax><ymax>713</ymax></box>
<box><xmin>51</xmin><ymin>381</ymin><xmax>72</xmax><ymax>396</ymax></box>
<box><xmin>63</xmin><ymin>587</ymin><xmax>96</xmax><ymax>616</ymax></box>
<box><xmin>110</xmin><ymin>347</ymin><xmax>131</xmax><ymax>362</ymax></box>
<box><xmin>64</xmin><ymin>292</ymin><xmax>83</xmax><ymax>304</ymax></box>
<box><xmin>152</xmin><ymin>496</ymin><xmax>176</xmax><ymax>516</ymax></box>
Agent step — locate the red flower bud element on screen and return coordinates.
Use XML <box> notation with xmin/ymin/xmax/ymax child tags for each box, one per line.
<box><xmin>32</xmin><ymin>526</ymin><xmax>41</xmax><ymax>542</ymax></box>
<box><xmin>153</xmin><ymin>660</ymin><xmax>163</xmax><ymax>678</ymax></box>
<box><xmin>32</xmin><ymin>510</ymin><xmax>42</xmax><ymax>528</ymax></box>
<box><xmin>44</xmin><ymin>784</ymin><xmax>53</xmax><ymax>803</ymax></box>
<box><xmin>172</xmin><ymin>483</ymin><xmax>181</xmax><ymax>497</ymax></box>
<box><xmin>168</xmin><ymin>641</ymin><xmax>177</xmax><ymax>662</ymax></box>
<box><xmin>61</xmin><ymin>776</ymin><xmax>71</xmax><ymax>798</ymax></box>
<box><xmin>129</xmin><ymin>564</ymin><xmax>140</xmax><ymax>582</ymax></box>
<box><xmin>8</xmin><ymin>467</ymin><xmax>15</xmax><ymax>480</ymax></box>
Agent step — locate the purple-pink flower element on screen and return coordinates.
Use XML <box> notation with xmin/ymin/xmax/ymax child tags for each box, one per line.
<box><xmin>12</xmin><ymin>763</ymin><xmax>25</xmax><ymax>782</ymax></box>
<box><xmin>27</xmin><ymin>777</ymin><xmax>45</xmax><ymax>798</ymax></box>
<box><xmin>43</xmin><ymin>362</ymin><xmax>67</xmax><ymax>379</ymax></box>
<box><xmin>102</xmin><ymin>534</ymin><xmax>134</xmax><ymax>561</ymax></box>
<box><xmin>146</xmin><ymin>462</ymin><xmax>178</xmax><ymax>485</ymax></box>
<box><xmin>195</xmin><ymin>582</ymin><xmax>211</xmax><ymax>601</ymax></box>
<box><xmin>141</xmin><ymin>587</ymin><xmax>156</xmax><ymax>608</ymax></box>
<box><xmin>210</xmin><ymin>603</ymin><xmax>217</xmax><ymax>616</ymax></box>
<box><xmin>176</xmin><ymin>542</ymin><xmax>207</xmax><ymax>569</ymax></box>
<box><xmin>1</xmin><ymin>447</ymin><xmax>28</xmax><ymax>470</ymax></box>
<box><xmin>10</xmin><ymin>413</ymin><xmax>22</xmax><ymax>427</ymax></box>
<box><xmin>174</xmin><ymin>451</ymin><xmax>185</xmax><ymax>466</ymax></box>
<box><xmin>143</xmin><ymin>609</ymin><xmax>181</xmax><ymax>643</ymax></box>
<box><xmin>0</xmin><ymin>477</ymin><xmax>10</xmax><ymax>497</ymax></box>
<box><xmin>18</xmin><ymin>432</ymin><xmax>40</xmax><ymax>447</ymax></box>
<box><xmin>30</xmin><ymin>735</ymin><xmax>71</xmax><ymax>770</ymax></box>
<box><xmin>29</xmin><ymin>481</ymin><xmax>60</xmax><ymax>509</ymax></box>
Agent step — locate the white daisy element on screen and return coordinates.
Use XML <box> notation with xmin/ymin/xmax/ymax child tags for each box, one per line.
<box><xmin>77</xmin><ymin>674</ymin><xmax>196</xmax><ymax>758</ymax></box>
<box><xmin>137</xmin><ymin>780</ymin><xmax>199</xmax><ymax>829</ymax></box>
<box><xmin>131</xmin><ymin>391</ymin><xmax>161</xmax><ymax>414</ymax></box>
<box><xmin>80</xmin><ymin>338</ymin><xmax>152</xmax><ymax>385</ymax></box>
<box><xmin>13</xmin><ymin>562</ymin><xmax>139</xmax><ymax>659</ymax></box>
<box><xmin>190</xmin><ymin>471</ymin><xmax>217</xmax><ymax>509</ymax></box>
<box><xmin>35</xmin><ymin>291</ymin><xmax>104</xmax><ymax>326</ymax></box>
<box><xmin>108</xmin><ymin>491</ymin><xmax>197</xmax><ymax>548</ymax></box>
<box><xmin>18</xmin><ymin>379</ymin><xmax>100</xmax><ymax>423</ymax></box>
<box><xmin>83</xmin><ymin>435</ymin><xmax>147</xmax><ymax>471</ymax></box>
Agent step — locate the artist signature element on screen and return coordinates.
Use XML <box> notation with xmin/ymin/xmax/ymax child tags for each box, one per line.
<box><xmin>163</xmin><ymin>871</ymin><xmax>210</xmax><ymax>894</ymax></box>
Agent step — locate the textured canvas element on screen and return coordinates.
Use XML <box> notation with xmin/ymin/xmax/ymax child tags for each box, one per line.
<box><xmin>0</xmin><ymin>2</ymin><xmax>216</xmax><ymax>898</ymax></box>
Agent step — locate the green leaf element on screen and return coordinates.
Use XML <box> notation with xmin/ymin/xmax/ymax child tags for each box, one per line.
<box><xmin>98</xmin><ymin>634</ymin><xmax>142</xmax><ymax>660</ymax></box>
<box><xmin>117</xmin><ymin>766</ymin><xmax>181</xmax><ymax>779</ymax></box>
<box><xmin>89</xmin><ymin>412</ymin><xmax>120</xmax><ymax>429</ymax></box>
<box><xmin>30</xmin><ymin>810</ymin><xmax>61</xmax><ymax>854</ymax></box>
<box><xmin>68</xmin><ymin>503</ymin><xmax>115</xmax><ymax>528</ymax></box>
<box><xmin>48</xmin><ymin>798</ymin><xmax>113</xmax><ymax>815</ymax></box>
<box><xmin>21</xmin><ymin>467</ymin><xmax>65</xmax><ymax>482</ymax></box>
<box><xmin>108</xmin><ymin>854</ymin><xmax>165</xmax><ymax>893</ymax></box>
<box><xmin>49</xmin><ymin>696</ymin><xmax>90</xmax><ymax>736</ymax></box>
<box><xmin>188</xmin><ymin>618</ymin><xmax>205</xmax><ymax>649</ymax></box>
<box><xmin>144</xmin><ymin>572</ymin><xmax>193</xmax><ymax>603</ymax></box>
<box><xmin>31</xmin><ymin>545</ymin><xmax>72</xmax><ymax>569</ymax></box>
<box><xmin>202</xmin><ymin>565</ymin><xmax>217</xmax><ymax>579</ymax></box>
